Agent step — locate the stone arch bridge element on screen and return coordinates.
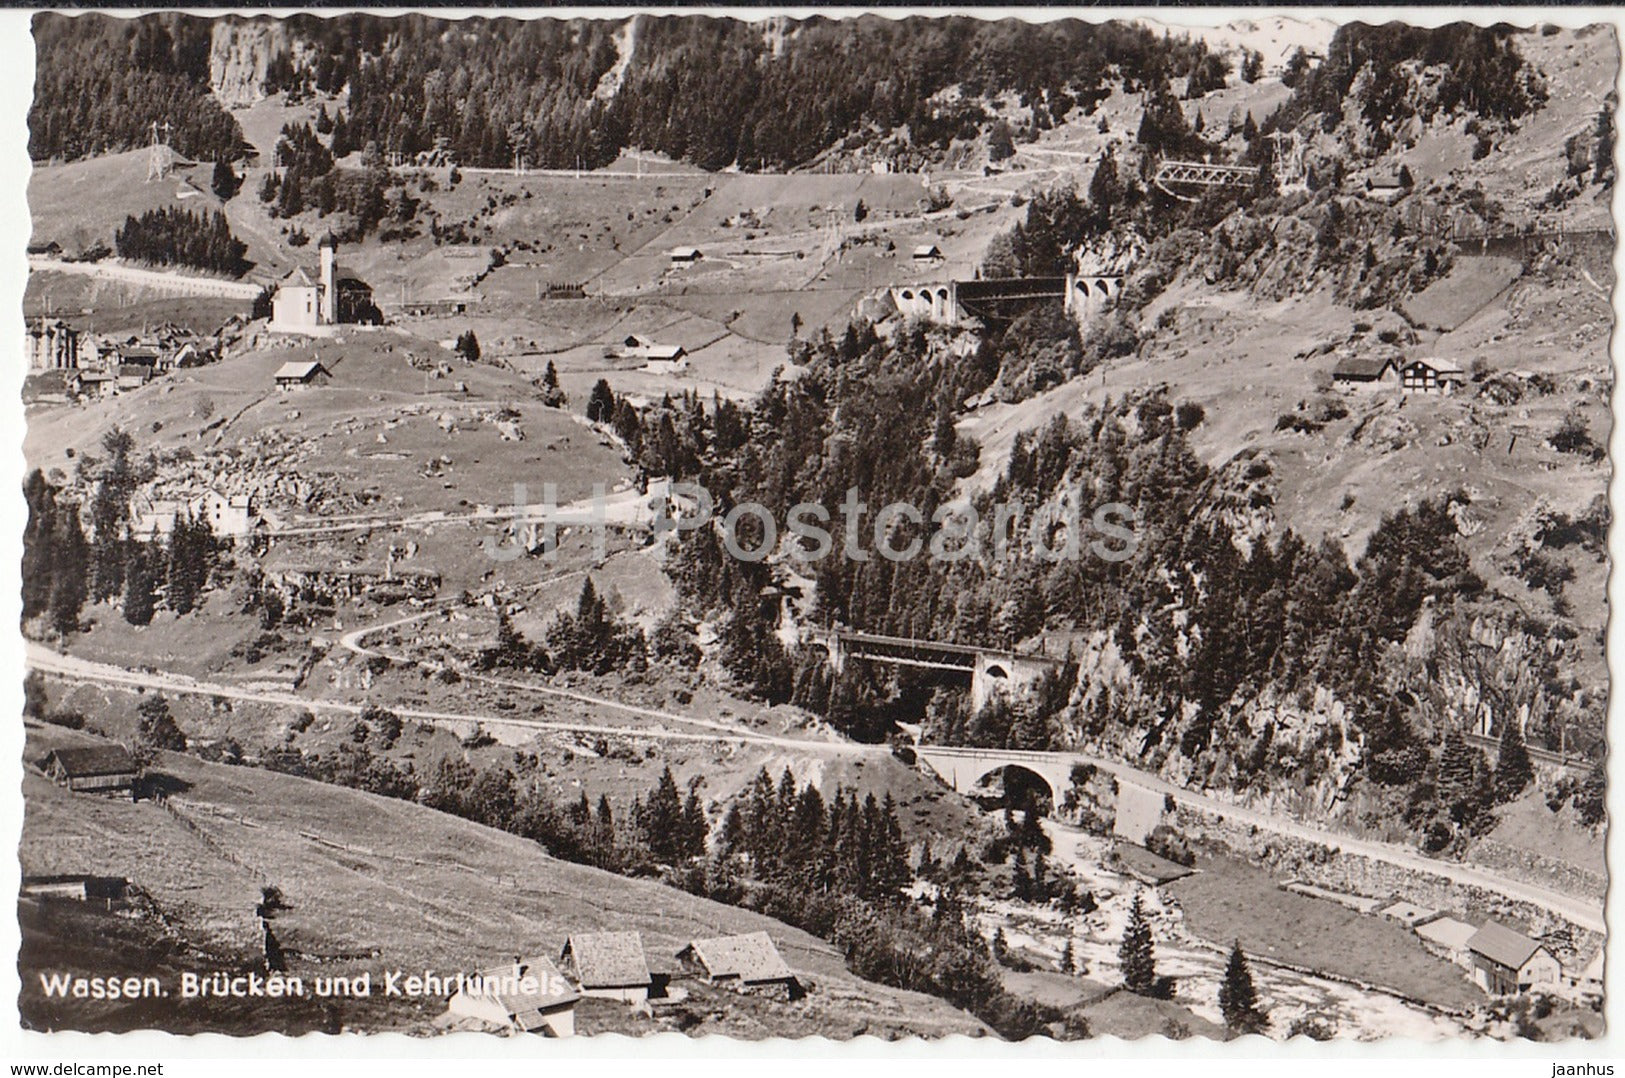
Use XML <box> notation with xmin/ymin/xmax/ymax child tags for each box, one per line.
<box><xmin>888</xmin><ymin>274</ymin><xmax>1122</xmax><ymax>329</ymax></box>
<box><xmin>802</xmin><ymin>627</ymin><xmax>1063</xmax><ymax>712</ymax></box>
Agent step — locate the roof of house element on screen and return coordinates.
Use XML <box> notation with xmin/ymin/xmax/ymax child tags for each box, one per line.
<box><xmin>1332</xmin><ymin>355</ymin><xmax>1395</xmax><ymax>378</ymax></box>
<box><xmin>624</xmin><ymin>334</ymin><xmax>655</xmax><ymax>348</ymax></box>
<box><xmin>283</xmin><ymin>267</ymin><xmax>318</xmax><ymax>288</ymax></box>
<box><xmin>274</xmin><ymin>360</ymin><xmax>327</xmax><ymax>382</ymax></box>
<box><xmin>466</xmin><ymin>955</ymin><xmax>580</xmax><ymax>1023</ymax></box>
<box><xmin>116</xmin><ymin>364</ymin><xmax>152</xmax><ymax>380</ymax></box>
<box><xmin>912</xmin><ymin>244</ymin><xmax>943</xmax><ymax>257</ymax></box>
<box><xmin>45</xmin><ymin>745</ymin><xmax>137</xmax><ymax>778</ymax></box>
<box><xmin>1415</xmin><ymin>916</ymin><xmax>1478</xmax><ymax>952</ymax></box>
<box><xmin>643</xmin><ymin>345</ymin><xmax>686</xmax><ymax>361</ymax></box>
<box><xmin>668</xmin><ymin>246</ymin><xmax>701</xmax><ymax>259</ymax></box>
<box><xmin>562</xmin><ymin>931</ymin><xmax>651</xmax><ymax>988</ymax></box>
<box><xmin>679</xmin><ymin>932</ymin><xmax>795</xmax><ymax>983</ymax></box>
<box><xmin>1403</xmin><ymin>358</ymin><xmax>1467</xmax><ymax>377</ymax></box>
<box><xmin>1467</xmin><ymin>920</ymin><xmax>1546</xmax><ymax>970</ymax></box>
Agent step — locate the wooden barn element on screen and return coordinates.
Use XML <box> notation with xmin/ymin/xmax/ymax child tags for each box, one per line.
<box><xmin>559</xmin><ymin>931</ymin><xmax>652</xmax><ymax>1004</ymax></box>
<box><xmin>676</xmin><ymin>931</ymin><xmax>802</xmax><ymax>998</ymax></box>
<box><xmin>41</xmin><ymin>745</ymin><xmax>138</xmax><ymax>796</ymax></box>
<box><xmin>1466</xmin><ymin>920</ymin><xmax>1561</xmax><ymax>996</ymax></box>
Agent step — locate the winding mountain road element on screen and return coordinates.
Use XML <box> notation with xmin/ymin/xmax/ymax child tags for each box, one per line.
<box><xmin>27</xmin><ymin>615</ymin><xmax>1606</xmax><ymax>933</ymax></box>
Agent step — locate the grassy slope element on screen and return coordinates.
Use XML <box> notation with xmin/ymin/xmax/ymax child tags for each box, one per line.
<box><xmin>1165</xmin><ymin>855</ymin><xmax>1484</xmax><ymax>1011</ymax></box>
<box><xmin>20</xmin><ymin>723</ymin><xmax>984</xmax><ymax>1038</ymax></box>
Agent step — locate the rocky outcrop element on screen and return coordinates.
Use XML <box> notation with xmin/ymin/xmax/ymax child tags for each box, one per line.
<box><xmin>210</xmin><ymin>19</ymin><xmax>288</xmax><ymax>108</ymax></box>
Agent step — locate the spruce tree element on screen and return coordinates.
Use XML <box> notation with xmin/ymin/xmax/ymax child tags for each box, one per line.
<box><xmin>1494</xmin><ymin>717</ymin><xmax>1534</xmax><ymax>804</ymax></box>
<box><xmin>1119</xmin><ymin>890</ymin><xmax>1158</xmax><ymax>995</ymax></box>
<box><xmin>1219</xmin><ymin>940</ymin><xmax>1268</xmax><ymax>1035</ymax></box>
<box><xmin>1060</xmin><ymin>937</ymin><xmax>1076</xmax><ymax>975</ymax></box>
<box><xmin>47</xmin><ymin>505</ymin><xmax>88</xmax><ymax>638</ymax></box>
<box><xmin>123</xmin><ymin>550</ymin><xmax>156</xmax><ymax>627</ymax></box>
<box><xmin>641</xmin><ymin>766</ymin><xmax>685</xmax><ymax>863</ymax></box>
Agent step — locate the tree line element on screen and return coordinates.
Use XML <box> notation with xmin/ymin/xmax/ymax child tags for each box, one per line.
<box><xmin>31</xmin><ymin>13</ymin><xmax>246</xmax><ymax>163</ymax></box>
<box><xmin>23</xmin><ymin>430</ymin><xmax>220</xmax><ymax>639</ymax></box>
<box><xmin>115</xmin><ymin>207</ymin><xmax>249</xmax><ymax>277</ymax></box>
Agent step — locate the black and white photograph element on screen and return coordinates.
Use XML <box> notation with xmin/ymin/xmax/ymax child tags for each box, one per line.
<box><xmin>12</xmin><ymin>6</ymin><xmax>1617</xmax><ymax>1050</ymax></box>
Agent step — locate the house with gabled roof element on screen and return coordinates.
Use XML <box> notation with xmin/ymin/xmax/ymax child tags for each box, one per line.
<box><xmin>41</xmin><ymin>745</ymin><xmax>138</xmax><ymax>796</ymax></box>
<box><xmin>274</xmin><ymin>360</ymin><xmax>329</xmax><ymax>390</ymax></box>
<box><xmin>1466</xmin><ymin>920</ymin><xmax>1561</xmax><ymax>996</ymax></box>
<box><xmin>676</xmin><ymin>932</ymin><xmax>802</xmax><ymax>998</ymax></box>
<box><xmin>445</xmin><ymin>955</ymin><xmax>580</xmax><ymax>1037</ymax></box>
<box><xmin>559</xmin><ymin>931</ymin><xmax>651</xmax><ymax>1003</ymax></box>
<box><xmin>1332</xmin><ymin>354</ymin><xmax>1399</xmax><ymax>388</ymax></box>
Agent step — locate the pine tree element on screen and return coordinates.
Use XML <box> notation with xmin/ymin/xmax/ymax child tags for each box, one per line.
<box><xmin>1219</xmin><ymin>940</ymin><xmax>1268</xmax><ymax>1035</ymax></box>
<box><xmin>455</xmin><ymin>329</ymin><xmax>481</xmax><ymax>362</ymax></box>
<box><xmin>680</xmin><ymin>788</ymin><xmax>708</xmax><ymax>858</ymax></box>
<box><xmin>1494</xmin><ymin>716</ymin><xmax>1533</xmax><ymax>804</ymax></box>
<box><xmin>1119</xmin><ymin>890</ymin><xmax>1158</xmax><ymax>995</ymax></box>
<box><xmin>47</xmin><ymin>505</ymin><xmax>88</xmax><ymax>639</ymax></box>
<box><xmin>1060</xmin><ymin>937</ymin><xmax>1076</xmax><ymax>974</ymax></box>
<box><xmin>586</xmin><ymin>379</ymin><xmax>617</xmax><ymax>423</ymax></box>
<box><xmin>212</xmin><ymin>158</ymin><xmax>238</xmax><ymax>200</ymax></box>
<box><xmin>641</xmin><ymin>765</ymin><xmax>686</xmax><ymax>863</ymax></box>
<box><xmin>136</xmin><ymin>693</ymin><xmax>186</xmax><ymax>755</ymax></box>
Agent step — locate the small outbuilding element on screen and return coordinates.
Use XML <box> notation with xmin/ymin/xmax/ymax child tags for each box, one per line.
<box><xmin>676</xmin><ymin>932</ymin><xmax>802</xmax><ymax>998</ymax></box>
<box><xmin>41</xmin><ymin>745</ymin><xmax>139</xmax><ymax>796</ymax></box>
<box><xmin>668</xmin><ymin>247</ymin><xmax>702</xmax><ymax>263</ymax></box>
<box><xmin>911</xmin><ymin>243</ymin><xmax>944</xmax><ymax>261</ymax></box>
<box><xmin>1466</xmin><ymin>920</ymin><xmax>1561</xmax><ymax>996</ymax></box>
<box><xmin>274</xmin><ymin>360</ymin><xmax>330</xmax><ymax>390</ymax></box>
<box><xmin>559</xmin><ymin>932</ymin><xmax>652</xmax><ymax>1003</ymax></box>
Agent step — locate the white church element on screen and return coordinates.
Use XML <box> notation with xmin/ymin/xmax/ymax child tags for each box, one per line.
<box><xmin>268</xmin><ymin>234</ymin><xmax>376</xmax><ymax>337</ymax></box>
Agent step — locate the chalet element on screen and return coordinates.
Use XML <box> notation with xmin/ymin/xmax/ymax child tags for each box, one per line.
<box><xmin>667</xmin><ymin>246</ymin><xmax>702</xmax><ymax>263</ymax></box>
<box><xmin>201</xmin><ymin>490</ymin><xmax>261</xmax><ymax>542</ymax></box>
<box><xmin>676</xmin><ymin>932</ymin><xmax>801</xmax><ymax>998</ymax></box>
<box><xmin>444</xmin><ymin>955</ymin><xmax>580</xmax><ymax>1037</ymax></box>
<box><xmin>129</xmin><ymin>498</ymin><xmax>186</xmax><ymax>542</ymax></box>
<box><xmin>76</xmin><ymin>370</ymin><xmax>116</xmax><ymax>399</ymax></box>
<box><xmin>559</xmin><ymin>932</ymin><xmax>652</xmax><ymax>1003</ymax></box>
<box><xmin>1331</xmin><ymin>354</ymin><xmax>1398</xmax><ymax>388</ymax></box>
<box><xmin>25</xmin><ymin>316</ymin><xmax>80</xmax><ymax>370</ymax></box>
<box><xmin>1400</xmin><ymin>358</ymin><xmax>1467</xmax><ymax>396</ymax></box>
<box><xmin>115</xmin><ymin>345</ymin><xmax>162</xmax><ymax>369</ymax></box>
<box><xmin>41</xmin><ymin>745</ymin><xmax>139</xmax><ymax>796</ymax></box>
<box><xmin>1466</xmin><ymin>920</ymin><xmax>1561</xmax><ymax>996</ymax></box>
<box><xmin>912</xmin><ymin>243</ymin><xmax>944</xmax><ymax>261</ymax></box>
<box><xmin>1365</xmin><ymin>167</ymin><xmax>1413</xmax><ymax>201</ymax></box>
<box><xmin>274</xmin><ymin>360</ymin><xmax>330</xmax><ymax>390</ymax></box>
<box><xmin>116</xmin><ymin>364</ymin><xmax>154</xmax><ymax>392</ymax></box>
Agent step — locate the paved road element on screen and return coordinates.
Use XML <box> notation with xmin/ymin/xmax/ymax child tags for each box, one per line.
<box><xmin>26</xmin><ymin>639</ymin><xmax>867</xmax><ymax>756</ymax></box>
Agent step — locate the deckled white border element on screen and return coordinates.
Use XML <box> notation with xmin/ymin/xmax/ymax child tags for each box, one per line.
<box><xmin>0</xmin><ymin>5</ymin><xmax>1619</xmax><ymax>1068</ymax></box>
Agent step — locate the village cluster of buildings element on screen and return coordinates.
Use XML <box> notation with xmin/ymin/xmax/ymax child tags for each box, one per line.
<box><xmin>24</xmin><ymin>315</ymin><xmax>222</xmax><ymax>400</ymax></box>
<box><xmin>444</xmin><ymin>929</ymin><xmax>803</xmax><ymax>1037</ymax></box>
